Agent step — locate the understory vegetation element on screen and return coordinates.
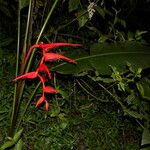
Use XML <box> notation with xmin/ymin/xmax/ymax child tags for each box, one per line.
<box><xmin>0</xmin><ymin>0</ymin><xmax>150</xmax><ymax>149</ymax></box>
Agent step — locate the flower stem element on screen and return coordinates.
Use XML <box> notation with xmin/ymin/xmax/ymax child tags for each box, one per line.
<box><xmin>9</xmin><ymin>0</ymin><xmax>59</xmax><ymax>137</ymax></box>
<box><xmin>9</xmin><ymin>0</ymin><xmax>21</xmax><ymax>137</ymax></box>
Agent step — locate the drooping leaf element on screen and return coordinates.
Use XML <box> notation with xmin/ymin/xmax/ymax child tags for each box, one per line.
<box><xmin>52</xmin><ymin>42</ymin><xmax>150</xmax><ymax>75</ymax></box>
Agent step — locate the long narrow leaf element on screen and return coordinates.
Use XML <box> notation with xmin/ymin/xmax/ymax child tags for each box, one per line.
<box><xmin>52</xmin><ymin>42</ymin><xmax>150</xmax><ymax>75</ymax></box>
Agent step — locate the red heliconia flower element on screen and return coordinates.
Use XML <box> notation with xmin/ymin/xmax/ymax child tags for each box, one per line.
<box><xmin>14</xmin><ymin>71</ymin><xmax>38</xmax><ymax>81</ymax></box>
<box><xmin>37</xmin><ymin>63</ymin><xmax>51</xmax><ymax>79</ymax></box>
<box><xmin>37</xmin><ymin>74</ymin><xmax>46</xmax><ymax>84</ymax></box>
<box><xmin>15</xmin><ymin>42</ymin><xmax>81</xmax><ymax>111</ymax></box>
<box><xmin>35</xmin><ymin>95</ymin><xmax>49</xmax><ymax>112</ymax></box>
<box><xmin>25</xmin><ymin>42</ymin><xmax>82</xmax><ymax>63</ymax></box>
<box><xmin>44</xmin><ymin>53</ymin><xmax>77</xmax><ymax>64</ymax></box>
<box><xmin>43</xmin><ymin>86</ymin><xmax>59</xmax><ymax>93</ymax></box>
<box><xmin>40</xmin><ymin>42</ymin><xmax>82</xmax><ymax>52</ymax></box>
<box><xmin>36</xmin><ymin>95</ymin><xmax>45</xmax><ymax>107</ymax></box>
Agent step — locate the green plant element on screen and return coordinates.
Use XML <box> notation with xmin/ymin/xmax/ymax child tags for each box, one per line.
<box><xmin>1</xmin><ymin>0</ymin><xmax>150</xmax><ymax>149</ymax></box>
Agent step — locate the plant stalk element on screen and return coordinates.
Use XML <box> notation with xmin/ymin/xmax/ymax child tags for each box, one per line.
<box><xmin>10</xmin><ymin>0</ymin><xmax>59</xmax><ymax>134</ymax></box>
<box><xmin>9</xmin><ymin>0</ymin><xmax>21</xmax><ymax>137</ymax></box>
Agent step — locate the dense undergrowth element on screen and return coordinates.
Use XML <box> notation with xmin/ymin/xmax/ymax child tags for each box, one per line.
<box><xmin>0</xmin><ymin>50</ymin><xmax>142</xmax><ymax>149</ymax></box>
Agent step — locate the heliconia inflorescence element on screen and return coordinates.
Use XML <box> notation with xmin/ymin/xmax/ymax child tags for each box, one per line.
<box><xmin>14</xmin><ymin>42</ymin><xmax>82</xmax><ymax>111</ymax></box>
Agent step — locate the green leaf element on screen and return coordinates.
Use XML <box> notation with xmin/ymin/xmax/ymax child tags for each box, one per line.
<box><xmin>1</xmin><ymin>140</ymin><xmax>15</xmax><ymax>150</ymax></box>
<box><xmin>13</xmin><ymin>129</ymin><xmax>23</xmax><ymax>143</ymax></box>
<box><xmin>69</xmin><ymin>0</ymin><xmax>80</xmax><ymax>12</ymax></box>
<box><xmin>1</xmin><ymin>131</ymin><xmax>23</xmax><ymax>150</ymax></box>
<box><xmin>76</xmin><ymin>10</ymin><xmax>88</xmax><ymax>28</ymax></box>
<box><xmin>141</xmin><ymin>128</ymin><xmax>150</xmax><ymax>146</ymax></box>
<box><xmin>137</xmin><ymin>78</ymin><xmax>150</xmax><ymax>101</ymax></box>
<box><xmin>14</xmin><ymin>139</ymin><xmax>23</xmax><ymax>150</ymax></box>
<box><xmin>52</xmin><ymin>42</ymin><xmax>150</xmax><ymax>75</ymax></box>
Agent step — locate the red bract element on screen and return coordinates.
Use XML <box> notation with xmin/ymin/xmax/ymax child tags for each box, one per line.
<box><xmin>38</xmin><ymin>63</ymin><xmax>51</xmax><ymax>79</ymax></box>
<box><xmin>36</xmin><ymin>95</ymin><xmax>45</xmax><ymax>107</ymax></box>
<box><xmin>25</xmin><ymin>42</ymin><xmax>82</xmax><ymax>62</ymax></box>
<box><xmin>15</xmin><ymin>42</ymin><xmax>81</xmax><ymax>111</ymax></box>
<box><xmin>44</xmin><ymin>53</ymin><xmax>77</xmax><ymax>64</ymax></box>
<box><xmin>40</xmin><ymin>43</ymin><xmax>82</xmax><ymax>52</ymax></box>
<box><xmin>43</xmin><ymin>86</ymin><xmax>58</xmax><ymax>93</ymax></box>
<box><xmin>35</xmin><ymin>95</ymin><xmax>49</xmax><ymax>112</ymax></box>
<box><xmin>14</xmin><ymin>71</ymin><xmax>38</xmax><ymax>81</ymax></box>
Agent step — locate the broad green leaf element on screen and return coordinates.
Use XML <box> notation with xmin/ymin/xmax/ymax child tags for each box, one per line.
<box><xmin>141</xmin><ymin>128</ymin><xmax>150</xmax><ymax>146</ymax></box>
<box><xmin>69</xmin><ymin>0</ymin><xmax>80</xmax><ymax>12</ymax></box>
<box><xmin>52</xmin><ymin>42</ymin><xmax>150</xmax><ymax>75</ymax></box>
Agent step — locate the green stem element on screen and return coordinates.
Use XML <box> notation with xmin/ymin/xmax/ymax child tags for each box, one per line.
<box><xmin>9</xmin><ymin>0</ymin><xmax>21</xmax><ymax>137</ymax></box>
<box><xmin>22</xmin><ymin>0</ymin><xmax>32</xmax><ymax>60</ymax></box>
<box><xmin>14</xmin><ymin>0</ymin><xmax>59</xmax><ymax>132</ymax></box>
<box><xmin>9</xmin><ymin>0</ymin><xmax>32</xmax><ymax>137</ymax></box>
